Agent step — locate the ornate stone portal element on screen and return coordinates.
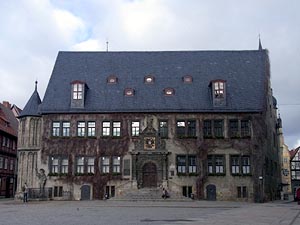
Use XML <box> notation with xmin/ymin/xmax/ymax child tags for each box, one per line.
<box><xmin>131</xmin><ymin>118</ymin><xmax>169</xmax><ymax>188</ymax></box>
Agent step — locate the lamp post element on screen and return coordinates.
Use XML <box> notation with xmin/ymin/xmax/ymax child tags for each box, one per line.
<box><xmin>259</xmin><ymin>176</ymin><xmax>264</xmax><ymax>203</ymax></box>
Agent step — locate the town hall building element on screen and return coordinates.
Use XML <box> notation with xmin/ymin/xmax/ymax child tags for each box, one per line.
<box><xmin>17</xmin><ymin>44</ymin><xmax>281</xmax><ymax>202</ymax></box>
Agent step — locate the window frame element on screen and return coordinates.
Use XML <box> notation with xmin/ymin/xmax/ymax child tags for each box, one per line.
<box><xmin>73</xmin><ymin>83</ymin><xmax>83</xmax><ymax>100</ymax></box>
<box><xmin>52</xmin><ymin>122</ymin><xmax>61</xmax><ymax>137</ymax></box>
<box><xmin>101</xmin><ymin>156</ymin><xmax>110</xmax><ymax>173</ymax></box>
<box><xmin>131</xmin><ymin>121</ymin><xmax>140</xmax><ymax>137</ymax></box>
<box><xmin>77</xmin><ymin>121</ymin><xmax>86</xmax><ymax>137</ymax></box>
<box><xmin>62</xmin><ymin>121</ymin><xmax>70</xmax><ymax>137</ymax></box>
<box><xmin>207</xmin><ymin>155</ymin><xmax>225</xmax><ymax>176</ymax></box>
<box><xmin>113</xmin><ymin>156</ymin><xmax>121</xmax><ymax>174</ymax></box>
<box><xmin>158</xmin><ymin>120</ymin><xmax>168</xmax><ymax>138</ymax></box>
<box><xmin>87</xmin><ymin>121</ymin><xmax>96</xmax><ymax>137</ymax></box>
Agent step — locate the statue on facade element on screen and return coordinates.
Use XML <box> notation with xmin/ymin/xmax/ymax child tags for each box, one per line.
<box><xmin>36</xmin><ymin>168</ymin><xmax>47</xmax><ymax>197</ymax></box>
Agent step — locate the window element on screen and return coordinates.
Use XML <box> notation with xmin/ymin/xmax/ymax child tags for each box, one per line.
<box><xmin>52</xmin><ymin>122</ymin><xmax>60</xmax><ymax>136</ymax></box>
<box><xmin>54</xmin><ymin>186</ymin><xmax>63</xmax><ymax>197</ymax></box>
<box><xmin>102</xmin><ymin>122</ymin><xmax>111</xmax><ymax>136</ymax></box>
<box><xmin>207</xmin><ymin>155</ymin><xmax>225</xmax><ymax>175</ymax></box>
<box><xmin>131</xmin><ymin>121</ymin><xmax>140</xmax><ymax>137</ymax></box>
<box><xmin>237</xmin><ymin>186</ymin><xmax>248</xmax><ymax>198</ymax></box>
<box><xmin>123</xmin><ymin>159</ymin><xmax>130</xmax><ymax>176</ymax></box>
<box><xmin>177</xmin><ymin>155</ymin><xmax>197</xmax><ymax>175</ymax></box>
<box><xmin>113</xmin><ymin>122</ymin><xmax>121</xmax><ymax>137</ymax></box>
<box><xmin>0</xmin><ymin>157</ymin><xmax>3</xmax><ymax>169</ymax></box>
<box><xmin>113</xmin><ymin>156</ymin><xmax>121</xmax><ymax>173</ymax></box>
<box><xmin>183</xmin><ymin>75</ymin><xmax>193</xmax><ymax>83</ymax></box>
<box><xmin>87</xmin><ymin>121</ymin><xmax>96</xmax><ymax>137</ymax></box>
<box><xmin>102</xmin><ymin>121</ymin><xmax>121</xmax><ymax>137</ymax></box>
<box><xmin>213</xmin><ymin>120</ymin><xmax>224</xmax><ymax>138</ymax></box>
<box><xmin>87</xmin><ymin>157</ymin><xmax>95</xmax><ymax>174</ymax></box>
<box><xmin>164</xmin><ymin>88</ymin><xmax>175</xmax><ymax>96</ymax></box>
<box><xmin>77</xmin><ymin>122</ymin><xmax>85</xmax><ymax>137</ymax></box>
<box><xmin>73</xmin><ymin>83</ymin><xmax>83</xmax><ymax>100</ymax></box>
<box><xmin>176</xmin><ymin>120</ymin><xmax>196</xmax><ymax>138</ymax></box>
<box><xmin>242</xmin><ymin>156</ymin><xmax>251</xmax><ymax>174</ymax></box>
<box><xmin>229</xmin><ymin>120</ymin><xmax>239</xmax><ymax>138</ymax></box>
<box><xmin>101</xmin><ymin>157</ymin><xmax>110</xmax><ymax>173</ymax></box>
<box><xmin>231</xmin><ymin>156</ymin><xmax>240</xmax><ymax>174</ymax></box>
<box><xmin>144</xmin><ymin>75</ymin><xmax>154</xmax><ymax>84</ymax></box>
<box><xmin>203</xmin><ymin>120</ymin><xmax>212</xmax><ymax>138</ymax></box>
<box><xmin>241</xmin><ymin>120</ymin><xmax>250</xmax><ymax>137</ymax></box>
<box><xmin>76</xmin><ymin>157</ymin><xmax>85</xmax><ymax>174</ymax></box>
<box><xmin>213</xmin><ymin>81</ymin><xmax>225</xmax><ymax>98</ymax></box>
<box><xmin>124</xmin><ymin>88</ymin><xmax>135</xmax><ymax>96</ymax></box>
<box><xmin>177</xmin><ymin>156</ymin><xmax>186</xmax><ymax>174</ymax></box>
<box><xmin>159</xmin><ymin>120</ymin><xmax>168</xmax><ymax>138</ymax></box>
<box><xmin>10</xmin><ymin>159</ymin><xmax>14</xmax><ymax>171</ymax></box>
<box><xmin>107</xmin><ymin>75</ymin><xmax>118</xmax><ymax>84</ymax></box>
<box><xmin>4</xmin><ymin>158</ymin><xmax>8</xmax><ymax>170</ymax></box>
<box><xmin>61</xmin><ymin>158</ymin><xmax>69</xmax><ymax>174</ymax></box>
<box><xmin>62</xmin><ymin>122</ymin><xmax>70</xmax><ymax>137</ymax></box>
<box><xmin>51</xmin><ymin>157</ymin><xmax>59</xmax><ymax>173</ymax></box>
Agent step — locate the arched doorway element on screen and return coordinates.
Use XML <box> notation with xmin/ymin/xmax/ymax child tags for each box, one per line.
<box><xmin>81</xmin><ymin>185</ymin><xmax>91</xmax><ymax>200</ymax></box>
<box><xmin>206</xmin><ymin>184</ymin><xmax>216</xmax><ymax>201</ymax></box>
<box><xmin>142</xmin><ymin>162</ymin><xmax>157</xmax><ymax>188</ymax></box>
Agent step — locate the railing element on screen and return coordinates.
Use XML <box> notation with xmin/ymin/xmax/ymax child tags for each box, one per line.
<box><xmin>28</xmin><ymin>188</ymin><xmax>53</xmax><ymax>200</ymax></box>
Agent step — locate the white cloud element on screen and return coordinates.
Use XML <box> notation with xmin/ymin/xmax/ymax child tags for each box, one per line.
<box><xmin>71</xmin><ymin>39</ymin><xmax>103</xmax><ymax>51</ymax></box>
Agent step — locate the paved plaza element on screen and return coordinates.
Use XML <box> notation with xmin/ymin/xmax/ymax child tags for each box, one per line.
<box><xmin>0</xmin><ymin>199</ymin><xmax>299</xmax><ymax>225</ymax></box>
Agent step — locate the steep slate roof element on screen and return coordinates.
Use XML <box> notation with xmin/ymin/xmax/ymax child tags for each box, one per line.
<box><xmin>19</xmin><ymin>84</ymin><xmax>42</xmax><ymax>118</ymax></box>
<box><xmin>0</xmin><ymin>103</ymin><xmax>18</xmax><ymax>136</ymax></box>
<box><xmin>40</xmin><ymin>50</ymin><xmax>268</xmax><ymax>114</ymax></box>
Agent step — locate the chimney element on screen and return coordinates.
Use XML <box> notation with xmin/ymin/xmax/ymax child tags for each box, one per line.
<box><xmin>2</xmin><ymin>101</ymin><xmax>11</xmax><ymax>108</ymax></box>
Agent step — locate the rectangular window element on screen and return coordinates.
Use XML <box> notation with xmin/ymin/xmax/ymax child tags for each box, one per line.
<box><xmin>214</xmin><ymin>120</ymin><xmax>224</xmax><ymax>138</ymax></box>
<box><xmin>102</xmin><ymin>122</ymin><xmax>111</xmax><ymax>136</ymax></box>
<box><xmin>112</xmin><ymin>122</ymin><xmax>121</xmax><ymax>137</ymax></box>
<box><xmin>131</xmin><ymin>121</ymin><xmax>140</xmax><ymax>137</ymax></box>
<box><xmin>177</xmin><ymin>156</ymin><xmax>186</xmax><ymax>174</ymax></box>
<box><xmin>187</xmin><ymin>120</ymin><xmax>196</xmax><ymax>137</ymax></box>
<box><xmin>54</xmin><ymin>186</ymin><xmax>63</xmax><ymax>197</ymax></box>
<box><xmin>76</xmin><ymin>157</ymin><xmax>85</xmax><ymax>173</ymax></box>
<box><xmin>188</xmin><ymin>156</ymin><xmax>197</xmax><ymax>173</ymax></box>
<box><xmin>73</xmin><ymin>83</ymin><xmax>83</xmax><ymax>100</ymax></box>
<box><xmin>52</xmin><ymin>122</ymin><xmax>60</xmax><ymax>136</ymax></box>
<box><xmin>2</xmin><ymin>137</ymin><xmax>5</xmax><ymax>147</ymax></box>
<box><xmin>0</xmin><ymin>157</ymin><xmax>3</xmax><ymax>169</ymax></box>
<box><xmin>229</xmin><ymin>120</ymin><xmax>239</xmax><ymax>138</ymax></box>
<box><xmin>203</xmin><ymin>120</ymin><xmax>212</xmax><ymax>138</ymax></box>
<box><xmin>51</xmin><ymin>157</ymin><xmax>59</xmax><ymax>173</ymax></box>
<box><xmin>241</xmin><ymin>120</ymin><xmax>250</xmax><ymax>137</ymax></box>
<box><xmin>101</xmin><ymin>157</ymin><xmax>110</xmax><ymax>173</ymax></box>
<box><xmin>176</xmin><ymin>121</ymin><xmax>186</xmax><ymax>137</ymax></box>
<box><xmin>242</xmin><ymin>156</ymin><xmax>251</xmax><ymax>174</ymax></box>
<box><xmin>231</xmin><ymin>156</ymin><xmax>240</xmax><ymax>175</ymax></box>
<box><xmin>61</xmin><ymin>158</ymin><xmax>68</xmax><ymax>174</ymax></box>
<box><xmin>87</xmin><ymin>157</ymin><xmax>95</xmax><ymax>174</ymax></box>
<box><xmin>214</xmin><ymin>81</ymin><xmax>225</xmax><ymax>98</ymax></box>
<box><xmin>87</xmin><ymin>121</ymin><xmax>96</xmax><ymax>137</ymax></box>
<box><xmin>62</xmin><ymin>122</ymin><xmax>70</xmax><ymax>137</ymax></box>
<box><xmin>237</xmin><ymin>186</ymin><xmax>248</xmax><ymax>198</ymax></box>
<box><xmin>113</xmin><ymin>156</ymin><xmax>121</xmax><ymax>173</ymax></box>
<box><xmin>123</xmin><ymin>159</ymin><xmax>130</xmax><ymax>176</ymax></box>
<box><xmin>77</xmin><ymin>122</ymin><xmax>85</xmax><ymax>137</ymax></box>
<box><xmin>10</xmin><ymin>159</ymin><xmax>14</xmax><ymax>171</ymax></box>
<box><xmin>207</xmin><ymin>155</ymin><xmax>225</xmax><ymax>175</ymax></box>
<box><xmin>159</xmin><ymin>121</ymin><xmax>168</xmax><ymax>138</ymax></box>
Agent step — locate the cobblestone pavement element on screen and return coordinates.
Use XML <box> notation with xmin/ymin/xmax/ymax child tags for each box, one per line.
<box><xmin>0</xmin><ymin>199</ymin><xmax>299</xmax><ymax>225</ymax></box>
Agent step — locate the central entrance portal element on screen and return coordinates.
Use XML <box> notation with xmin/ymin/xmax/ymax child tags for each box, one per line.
<box><xmin>142</xmin><ymin>162</ymin><xmax>157</xmax><ymax>188</ymax></box>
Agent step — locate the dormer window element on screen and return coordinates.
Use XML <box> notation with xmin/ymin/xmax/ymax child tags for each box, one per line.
<box><xmin>211</xmin><ymin>80</ymin><xmax>226</xmax><ymax>107</ymax></box>
<box><xmin>107</xmin><ymin>75</ymin><xmax>118</xmax><ymax>84</ymax></box>
<box><xmin>183</xmin><ymin>75</ymin><xmax>193</xmax><ymax>83</ymax></box>
<box><xmin>144</xmin><ymin>75</ymin><xmax>154</xmax><ymax>84</ymax></box>
<box><xmin>164</xmin><ymin>88</ymin><xmax>175</xmax><ymax>96</ymax></box>
<box><xmin>214</xmin><ymin>81</ymin><xmax>225</xmax><ymax>98</ymax></box>
<box><xmin>73</xmin><ymin>83</ymin><xmax>83</xmax><ymax>100</ymax></box>
<box><xmin>124</xmin><ymin>88</ymin><xmax>135</xmax><ymax>96</ymax></box>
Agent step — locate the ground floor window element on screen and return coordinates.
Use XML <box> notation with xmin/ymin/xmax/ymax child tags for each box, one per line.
<box><xmin>237</xmin><ymin>186</ymin><xmax>248</xmax><ymax>198</ymax></box>
<box><xmin>53</xmin><ymin>186</ymin><xmax>63</xmax><ymax>197</ymax></box>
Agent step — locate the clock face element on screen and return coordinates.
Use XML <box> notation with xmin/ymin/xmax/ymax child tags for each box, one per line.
<box><xmin>144</xmin><ymin>137</ymin><xmax>155</xmax><ymax>150</ymax></box>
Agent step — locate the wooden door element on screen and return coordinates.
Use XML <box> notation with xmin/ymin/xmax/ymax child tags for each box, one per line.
<box><xmin>142</xmin><ymin>162</ymin><xmax>157</xmax><ymax>188</ymax></box>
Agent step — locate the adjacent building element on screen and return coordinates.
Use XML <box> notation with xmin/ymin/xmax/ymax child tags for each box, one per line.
<box><xmin>0</xmin><ymin>101</ymin><xmax>19</xmax><ymax>198</ymax></box>
<box><xmin>17</xmin><ymin>45</ymin><xmax>281</xmax><ymax>202</ymax></box>
<box><xmin>290</xmin><ymin>147</ymin><xmax>300</xmax><ymax>199</ymax></box>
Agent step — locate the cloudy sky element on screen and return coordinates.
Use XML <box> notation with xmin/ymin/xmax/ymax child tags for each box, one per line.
<box><xmin>0</xmin><ymin>0</ymin><xmax>299</xmax><ymax>148</ymax></box>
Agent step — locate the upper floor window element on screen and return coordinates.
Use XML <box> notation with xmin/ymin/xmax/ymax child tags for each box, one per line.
<box><xmin>229</xmin><ymin>120</ymin><xmax>239</xmax><ymax>138</ymax></box>
<box><xmin>131</xmin><ymin>121</ymin><xmax>140</xmax><ymax>137</ymax></box>
<box><xmin>107</xmin><ymin>75</ymin><xmax>118</xmax><ymax>84</ymax></box>
<box><xmin>0</xmin><ymin>157</ymin><xmax>3</xmax><ymax>169</ymax></box>
<box><xmin>241</xmin><ymin>120</ymin><xmax>251</xmax><ymax>137</ymax></box>
<box><xmin>113</xmin><ymin>156</ymin><xmax>121</xmax><ymax>173</ymax></box>
<box><xmin>213</xmin><ymin>81</ymin><xmax>225</xmax><ymax>98</ymax></box>
<box><xmin>102</xmin><ymin>121</ymin><xmax>121</xmax><ymax>137</ymax></box>
<box><xmin>159</xmin><ymin>120</ymin><xmax>168</xmax><ymax>138</ymax></box>
<box><xmin>207</xmin><ymin>155</ymin><xmax>225</xmax><ymax>175</ymax></box>
<box><xmin>144</xmin><ymin>75</ymin><xmax>154</xmax><ymax>84</ymax></box>
<box><xmin>203</xmin><ymin>120</ymin><xmax>224</xmax><ymax>139</ymax></box>
<box><xmin>49</xmin><ymin>156</ymin><xmax>69</xmax><ymax>174</ymax></box>
<box><xmin>87</xmin><ymin>157</ymin><xmax>95</xmax><ymax>174</ymax></box>
<box><xmin>101</xmin><ymin>156</ymin><xmax>110</xmax><ymax>173</ymax></box>
<box><xmin>176</xmin><ymin>120</ymin><xmax>196</xmax><ymax>138</ymax></box>
<box><xmin>52</xmin><ymin>122</ymin><xmax>60</xmax><ymax>137</ymax></box>
<box><xmin>230</xmin><ymin>155</ymin><xmax>251</xmax><ymax>175</ymax></box>
<box><xmin>183</xmin><ymin>75</ymin><xmax>193</xmax><ymax>83</ymax></box>
<box><xmin>62</xmin><ymin>122</ymin><xmax>70</xmax><ymax>137</ymax></box>
<box><xmin>164</xmin><ymin>88</ymin><xmax>175</xmax><ymax>96</ymax></box>
<box><xmin>124</xmin><ymin>88</ymin><xmax>135</xmax><ymax>96</ymax></box>
<box><xmin>76</xmin><ymin>157</ymin><xmax>85</xmax><ymax>174</ymax></box>
<box><xmin>87</xmin><ymin>121</ymin><xmax>96</xmax><ymax>137</ymax></box>
<box><xmin>73</xmin><ymin>83</ymin><xmax>83</xmax><ymax>100</ymax></box>
<box><xmin>9</xmin><ymin>159</ymin><xmax>14</xmax><ymax>171</ymax></box>
<box><xmin>177</xmin><ymin>155</ymin><xmax>197</xmax><ymax>175</ymax></box>
<box><xmin>77</xmin><ymin>122</ymin><xmax>86</xmax><ymax>137</ymax></box>
<box><xmin>229</xmin><ymin>119</ymin><xmax>251</xmax><ymax>138</ymax></box>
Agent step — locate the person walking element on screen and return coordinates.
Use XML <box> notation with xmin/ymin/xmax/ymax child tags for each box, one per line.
<box><xmin>23</xmin><ymin>182</ymin><xmax>28</xmax><ymax>203</ymax></box>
